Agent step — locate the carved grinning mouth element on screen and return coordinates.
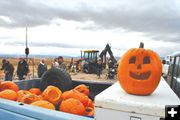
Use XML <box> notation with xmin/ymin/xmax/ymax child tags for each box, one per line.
<box><xmin>130</xmin><ymin>71</ymin><xmax>151</xmax><ymax>80</ymax></box>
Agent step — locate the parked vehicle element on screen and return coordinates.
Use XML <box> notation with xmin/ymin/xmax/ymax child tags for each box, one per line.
<box><xmin>166</xmin><ymin>51</ymin><xmax>180</xmax><ymax>98</ymax></box>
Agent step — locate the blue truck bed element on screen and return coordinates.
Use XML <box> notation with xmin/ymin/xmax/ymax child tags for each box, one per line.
<box><xmin>0</xmin><ymin>79</ymin><xmax>113</xmax><ymax>120</ymax></box>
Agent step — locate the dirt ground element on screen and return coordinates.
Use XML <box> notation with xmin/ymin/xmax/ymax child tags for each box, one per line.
<box><xmin>70</xmin><ymin>71</ymin><xmax>117</xmax><ymax>83</ymax></box>
<box><xmin>0</xmin><ymin>58</ymin><xmax>118</xmax><ymax>82</ymax></box>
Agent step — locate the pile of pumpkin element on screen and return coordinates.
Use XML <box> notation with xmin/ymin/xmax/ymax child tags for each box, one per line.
<box><xmin>0</xmin><ymin>81</ymin><xmax>94</xmax><ymax>117</ymax></box>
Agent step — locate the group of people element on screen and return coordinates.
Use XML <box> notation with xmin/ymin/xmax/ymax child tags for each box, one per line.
<box><xmin>38</xmin><ymin>56</ymin><xmax>66</xmax><ymax>78</ymax></box>
<box><xmin>1</xmin><ymin>58</ymin><xmax>29</xmax><ymax>81</ymax></box>
<box><xmin>0</xmin><ymin>56</ymin><xmax>67</xmax><ymax>81</ymax></box>
<box><xmin>51</xmin><ymin>56</ymin><xmax>66</xmax><ymax>71</ymax></box>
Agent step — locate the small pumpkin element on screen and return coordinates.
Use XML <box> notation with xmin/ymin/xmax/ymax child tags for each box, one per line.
<box><xmin>85</xmin><ymin>107</ymin><xmax>94</xmax><ymax>117</ymax></box>
<box><xmin>19</xmin><ymin>94</ymin><xmax>42</xmax><ymax>104</ymax></box>
<box><xmin>74</xmin><ymin>84</ymin><xmax>89</xmax><ymax>96</ymax></box>
<box><xmin>42</xmin><ymin>86</ymin><xmax>62</xmax><ymax>105</ymax></box>
<box><xmin>61</xmin><ymin>90</ymin><xmax>89</xmax><ymax>107</ymax></box>
<box><xmin>29</xmin><ymin>88</ymin><xmax>42</xmax><ymax>95</ymax></box>
<box><xmin>118</xmin><ymin>42</ymin><xmax>162</xmax><ymax>95</ymax></box>
<box><xmin>17</xmin><ymin>90</ymin><xmax>32</xmax><ymax>102</ymax></box>
<box><xmin>0</xmin><ymin>89</ymin><xmax>17</xmax><ymax>101</ymax></box>
<box><xmin>31</xmin><ymin>100</ymin><xmax>55</xmax><ymax>110</ymax></box>
<box><xmin>0</xmin><ymin>81</ymin><xmax>19</xmax><ymax>92</ymax></box>
<box><xmin>59</xmin><ymin>98</ymin><xmax>86</xmax><ymax>116</ymax></box>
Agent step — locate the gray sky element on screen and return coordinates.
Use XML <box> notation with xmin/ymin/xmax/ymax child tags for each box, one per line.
<box><xmin>0</xmin><ymin>0</ymin><xmax>180</xmax><ymax>57</ymax></box>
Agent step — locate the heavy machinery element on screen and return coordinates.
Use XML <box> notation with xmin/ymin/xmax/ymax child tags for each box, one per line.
<box><xmin>99</xmin><ymin>44</ymin><xmax>117</xmax><ymax>68</ymax></box>
<box><xmin>81</xmin><ymin>50</ymin><xmax>99</xmax><ymax>74</ymax></box>
<box><xmin>80</xmin><ymin>44</ymin><xmax>118</xmax><ymax>79</ymax></box>
<box><xmin>99</xmin><ymin>44</ymin><xmax>118</xmax><ymax>79</ymax></box>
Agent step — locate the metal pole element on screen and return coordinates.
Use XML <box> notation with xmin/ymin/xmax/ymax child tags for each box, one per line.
<box><xmin>25</xmin><ymin>27</ymin><xmax>30</xmax><ymax>79</ymax></box>
<box><xmin>33</xmin><ymin>58</ymin><xmax>35</xmax><ymax>78</ymax></box>
<box><xmin>26</xmin><ymin>27</ymin><xmax>28</xmax><ymax>62</ymax></box>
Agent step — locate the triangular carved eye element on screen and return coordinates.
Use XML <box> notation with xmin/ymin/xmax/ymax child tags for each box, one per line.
<box><xmin>143</xmin><ymin>56</ymin><xmax>150</xmax><ymax>64</ymax></box>
<box><xmin>129</xmin><ymin>56</ymin><xmax>136</xmax><ymax>64</ymax></box>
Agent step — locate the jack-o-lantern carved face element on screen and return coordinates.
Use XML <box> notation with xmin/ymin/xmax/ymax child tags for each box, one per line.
<box><xmin>118</xmin><ymin>42</ymin><xmax>162</xmax><ymax>95</ymax></box>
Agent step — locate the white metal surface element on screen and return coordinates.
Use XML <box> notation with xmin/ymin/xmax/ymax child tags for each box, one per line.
<box><xmin>95</xmin><ymin>108</ymin><xmax>159</xmax><ymax>120</ymax></box>
<box><xmin>95</xmin><ymin>78</ymin><xmax>180</xmax><ymax>119</ymax></box>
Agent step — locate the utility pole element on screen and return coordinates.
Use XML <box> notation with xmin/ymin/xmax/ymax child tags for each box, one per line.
<box><xmin>25</xmin><ymin>27</ymin><xmax>29</xmax><ymax>62</ymax></box>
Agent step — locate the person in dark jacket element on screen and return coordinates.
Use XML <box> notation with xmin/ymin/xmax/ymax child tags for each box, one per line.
<box><xmin>1</xmin><ymin>59</ymin><xmax>7</xmax><ymax>71</ymax></box>
<box><xmin>38</xmin><ymin>59</ymin><xmax>47</xmax><ymax>78</ymax></box>
<box><xmin>58</xmin><ymin>56</ymin><xmax>67</xmax><ymax>71</ymax></box>
<box><xmin>17</xmin><ymin>58</ymin><xmax>29</xmax><ymax>80</ymax></box>
<box><xmin>4</xmin><ymin>60</ymin><xmax>14</xmax><ymax>81</ymax></box>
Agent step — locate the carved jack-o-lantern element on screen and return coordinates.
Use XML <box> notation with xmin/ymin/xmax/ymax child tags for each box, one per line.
<box><xmin>118</xmin><ymin>42</ymin><xmax>162</xmax><ymax>95</ymax></box>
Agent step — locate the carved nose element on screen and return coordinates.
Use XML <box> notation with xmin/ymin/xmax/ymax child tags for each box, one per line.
<box><xmin>137</xmin><ymin>64</ymin><xmax>142</xmax><ymax>69</ymax></box>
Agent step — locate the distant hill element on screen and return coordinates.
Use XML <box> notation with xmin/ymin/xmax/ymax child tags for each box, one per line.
<box><xmin>0</xmin><ymin>54</ymin><xmax>79</xmax><ymax>59</ymax></box>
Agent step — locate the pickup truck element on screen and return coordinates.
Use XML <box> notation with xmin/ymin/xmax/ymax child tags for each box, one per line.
<box><xmin>166</xmin><ymin>51</ymin><xmax>180</xmax><ymax>98</ymax></box>
<box><xmin>0</xmin><ymin>66</ymin><xmax>180</xmax><ymax>120</ymax></box>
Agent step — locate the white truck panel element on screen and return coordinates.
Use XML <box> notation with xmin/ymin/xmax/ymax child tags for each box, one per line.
<box><xmin>95</xmin><ymin>78</ymin><xmax>180</xmax><ymax>120</ymax></box>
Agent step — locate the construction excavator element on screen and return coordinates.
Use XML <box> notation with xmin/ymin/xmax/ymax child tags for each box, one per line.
<box><xmin>99</xmin><ymin>44</ymin><xmax>118</xmax><ymax>79</ymax></box>
<box><xmin>99</xmin><ymin>44</ymin><xmax>117</xmax><ymax>68</ymax></box>
<box><xmin>78</xmin><ymin>44</ymin><xmax>118</xmax><ymax>79</ymax></box>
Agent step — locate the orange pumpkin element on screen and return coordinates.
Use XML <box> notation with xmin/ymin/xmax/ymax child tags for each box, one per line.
<box><xmin>0</xmin><ymin>89</ymin><xmax>17</xmax><ymax>101</ymax></box>
<box><xmin>87</xmin><ymin>98</ymin><xmax>94</xmax><ymax>108</ymax></box>
<box><xmin>61</xmin><ymin>90</ymin><xmax>89</xmax><ymax>107</ymax></box>
<box><xmin>59</xmin><ymin>98</ymin><xmax>86</xmax><ymax>116</ymax></box>
<box><xmin>29</xmin><ymin>88</ymin><xmax>42</xmax><ymax>95</ymax></box>
<box><xmin>19</xmin><ymin>94</ymin><xmax>42</xmax><ymax>104</ymax></box>
<box><xmin>74</xmin><ymin>84</ymin><xmax>89</xmax><ymax>96</ymax></box>
<box><xmin>118</xmin><ymin>42</ymin><xmax>162</xmax><ymax>95</ymax></box>
<box><xmin>42</xmin><ymin>86</ymin><xmax>62</xmax><ymax>105</ymax></box>
<box><xmin>31</xmin><ymin>100</ymin><xmax>55</xmax><ymax>110</ymax></box>
<box><xmin>85</xmin><ymin>107</ymin><xmax>94</xmax><ymax>117</ymax></box>
<box><xmin>17</xmin><ymin>90</ymin><xmax>32</xmax><ymax>102</ymax></box>
<box><xmin>0</xmin><ymin>81</ymin><xmax>19</xmax><ymax>92</ymax></box>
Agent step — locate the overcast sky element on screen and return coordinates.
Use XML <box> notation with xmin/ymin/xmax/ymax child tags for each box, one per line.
<box><xmin>0</xmin><ymin>0</ymin><xmax>180</xmax><ymax>57</ymax></box>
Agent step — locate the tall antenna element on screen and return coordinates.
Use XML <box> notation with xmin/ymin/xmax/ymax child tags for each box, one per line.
<box><xmin>26</xmin><ymin>27</ymin><xmax>27</xmax><ymax>48</ymax></box>
<box><xmin>25</xmin><ymin>27</ymin><xmax>29</xmax><ymax>62</ymax></box>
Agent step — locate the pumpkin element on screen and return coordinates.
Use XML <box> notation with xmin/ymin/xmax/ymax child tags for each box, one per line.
<box><xmin>61</xmin><ymin>90</ymin><xmax>89</xmax><ymax>107</ymax></box>
<box><xmin>31</xmin><ymin>100</ymin><xmax>55</xmax><ymax>110</ymax></box>
<box><xmin>17</xmin><ymin>90</ymin><xmax>32</xmax><ymax>102</ymax></box>
<box><xmin>29</xmin><ymin>88</ymin><xmax>42</xmax><ymax>95</ymax></box>
<box><xmin>85</xmin><ymin>107</ymin><xmax>94</xmax><ymax>117</ymax></box>
<box><xmin>42</xmin><ymin>86</ymin><xmax>62</xmax><ymax>105</ymax></box>
<box><xmin>74</xmin><ymin>84</ymin><xmax>89</xmax><ymax>96</ymax></box>
<box><xmin>87</xmin><ymin>98</ymin><xmax>94</xmax><ymax>108</ymax></box>
<box><xmin>19</xmin><ymin>94</ymin><xmax>42</xmax><ymax>104</ymax></box>
<box><xmin>59</xmin><ymin>98</ymin><xmax>86</xmax><ymax>116</ymax></box>
<box><xmin>0</xmin><ymin>81</ymin><xmax>19</xmax><ymax>92</ymax></box>
<box><xmin>0</xmin><ymin>89</ymin><xmax>17</xmax><ymax>101</ymax></box>
<box><xmin>118</xmin><ymin>42</ymin><xmax>162</xmax><ymax>95</ymax></box>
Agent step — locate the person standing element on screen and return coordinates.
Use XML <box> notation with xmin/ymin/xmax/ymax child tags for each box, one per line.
<box><xmin>58</xmin><ymin>56</ymin><xmax>66</xmax><ymax>71</ymax></box>
<box><xmin>1</xmin><ymin>59</ymin><xmax>7</xmax><ymax>71</ymax></box>
<box><xmin>51</xmin><ymin>58</ymin><xmax>59</xmax><ymax>68</ymax></box>
<box><xmin>97</xmin><ymin>58</ymin><xmax>103</xmax><ymax>79</ymax></box>
<box><xmin>4</xmin><ymin>60</ymin><xmax>14</xmax><ymax>81</ymax></box>
<box><xmin>17</xmin><ymin>58</ymin><xmax>29</xmax><ymax>80</ymax></box>
<box><xmin>38</xmin><ymin>59</ymin><xmax>47</xmax><ymax>78</ymax></box>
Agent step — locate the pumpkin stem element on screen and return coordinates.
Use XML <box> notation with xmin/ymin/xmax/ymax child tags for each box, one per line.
<box><xmin>139</xmin><ymin>42</ymin><xmax>144</xmax><ymax>48</ymax></box>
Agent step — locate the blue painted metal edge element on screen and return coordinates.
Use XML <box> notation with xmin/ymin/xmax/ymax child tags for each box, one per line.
<box><xmin>0</xmin><ymin>98</ymin><xmax>93</xmax><ymax>120</ymax></box>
